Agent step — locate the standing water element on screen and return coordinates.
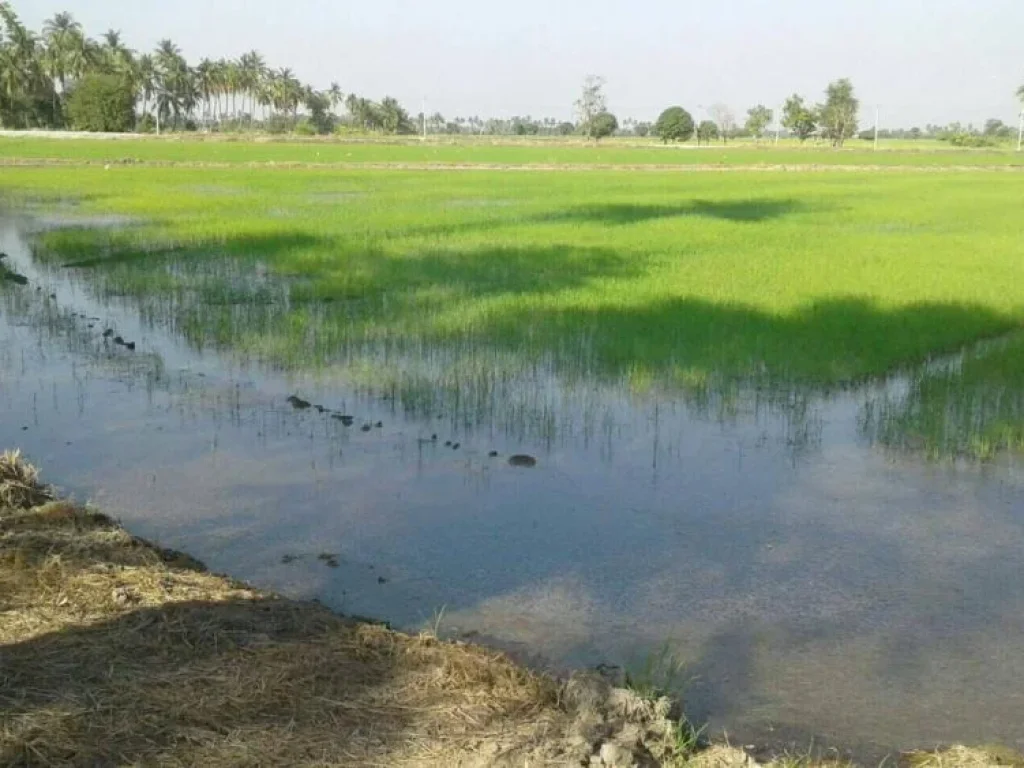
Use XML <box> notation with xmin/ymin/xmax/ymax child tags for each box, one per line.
<box><xmin>2</xmin><ymin>216</ymin><xmax>1022</xmax><ymax>760</ymax></box>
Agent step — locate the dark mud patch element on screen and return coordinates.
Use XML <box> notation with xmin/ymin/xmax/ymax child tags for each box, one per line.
<box><xmin>508</xmin><ymin>454</ymin><xmax>538</xmax><ymax>468</ymax></box>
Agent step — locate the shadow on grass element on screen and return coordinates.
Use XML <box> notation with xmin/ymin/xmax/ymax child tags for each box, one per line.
<box><xmin>394</xmin><ymin>197</ymin><xmax>812</xmax><ymax>238</ymax></box>
<box><xmin>478</xmin><ymin>293</ymin><xmax>1022</xmax><ymax>385</ymax></box>
<box><xmin>532</xmin><ymin>198</ymin><xmax>807</xmax><ymax>226</ymax></box>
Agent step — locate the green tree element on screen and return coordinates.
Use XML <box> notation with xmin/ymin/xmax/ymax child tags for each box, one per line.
<box><xmin>66</xmin><ymin>72</ymin><xmax>135</xmax><ymax>131</ymax></box>
<box><xmin>782</xmin><ymin>94</ymin><xmax>816</xmax><ymax>142</ymax></box>
<box><xmin>590</xmin><ymin>111</ymin><xmax>617</xmax><ymax>140</ymax></box>
<box><xmin>745</xmin><ymin>104</ymin><xmax>773</xmax><ymax>140</ymax></box>
<box><xmin>818</xmin><ymin>78</ymin><xmax>858</xmax><ymax>147</ymax></box>
<box><xmin>303</xmin><ymin>89</ymin><xmax>334</xmax><ymax>134</ymax></box>
<box><xmin>653</xmin><ymin>106</ymin><xmax>694</xmax><ymax>143</ymax></box>
<box><xmin>983</xmin><ymin>118</ymin><xmax>1011</xmax><ymax>138</ymax></box>
<box><xmin>41</xmin><ymin>11</ymin><xmax>85</xmax><ymax>119</ymax></box>
<box><xmin>379</xmin><ymin>96</ymin><xmax>412</xmax><ymax>134</ymax></box>
<box><xmin>696</xmin><ymin>119</ymin><xmax>718</xmax><ymax>145</ymax></box>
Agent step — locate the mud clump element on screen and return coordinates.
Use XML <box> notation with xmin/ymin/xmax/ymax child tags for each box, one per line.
<box><xmin>286</xmin><ymin>394</ymin><xmax>312</xmax><ymax>410</ymax></box>
<box><xmin>508</xmin><ymin>454</ymin><xmax>538</xmax><ymax>468</ymax></box>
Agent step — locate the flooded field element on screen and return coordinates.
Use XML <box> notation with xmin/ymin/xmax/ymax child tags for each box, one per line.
<box><xmin>2</xmin><ymin>208</ymin><xmax>1023</xmax><ymax>760</ymax></box>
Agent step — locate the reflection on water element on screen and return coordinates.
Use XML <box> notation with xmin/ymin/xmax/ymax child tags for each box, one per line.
<box><xmin>2</xmin><ymin>217</ymin><xmax>1023</xmax><ymax>760</ymax></box>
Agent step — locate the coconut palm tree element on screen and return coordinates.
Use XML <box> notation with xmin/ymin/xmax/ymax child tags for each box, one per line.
<box><xmin>239</xmin><ymin>50</ymin><xmax>264</xmax><ymax>126</ymax></box>
<box><xmin>194</xmin><ymin>58</ymin><xmax>215</xmax><ymax>128</ymax></box>
<box><xmin>328</xmin><ymin>81</ymin><xmax>342</xmax><ymax>112</ymax></box>
<box><xmin>136</xmin><ymin>53</ymin><xmax>155</xmax><ymax>119</ymax></box>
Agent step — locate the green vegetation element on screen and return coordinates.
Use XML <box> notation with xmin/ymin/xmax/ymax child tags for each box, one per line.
<box><xmin>66</xmin><ymin>72</ymin><xmax>135</xmax><ymax>131</ymax></box>
<box><xmin>656</xmin><ymin>107</ymin><xmax>696</xmax><ymax>143</ymax></box>
<box><xmin>862</xmin><ymin>334</ymin><xmax>1024</xmax><ymax>459</ymax></box>
<box><xmin>696</xmin><ymin>120</ymin><xmax>719</xmax><ymax>145</ymax></box>
<box><xmin>2</xmin><ymin>161</ymin><xmax>1023</xmax><ymax>395</ymax></box>
<box><xmin>2</xmin><ymin>135</ymin><xmax>1021</xmax><ymax>167</ymax></box>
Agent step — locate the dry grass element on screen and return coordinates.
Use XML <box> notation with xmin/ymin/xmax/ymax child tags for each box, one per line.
<box><xmin>0</xmin><ymin>452</ymin><xmax>686</xmax><ymax>767</ymax></box>
<box><xmin>0</xmin><ymin>451</ymin><xmax>53</xmax><ymax>510</ymax></box>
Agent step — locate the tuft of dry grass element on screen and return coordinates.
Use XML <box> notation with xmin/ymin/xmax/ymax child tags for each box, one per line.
<box><xmin>0</xmin><ymin>451</ymin><xmax>53</xmax><ymax>510</ymax></box>
<box><xmin>0</xmin><ymin>452</ymin><xmax>687</xmax><ymax>767</ymax></box>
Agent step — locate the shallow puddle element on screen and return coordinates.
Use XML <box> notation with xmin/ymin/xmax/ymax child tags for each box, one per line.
<box><xmin>1</xmin><ymin>216</ymin><xmax>1022</xmax><ymax>760</ymax></box>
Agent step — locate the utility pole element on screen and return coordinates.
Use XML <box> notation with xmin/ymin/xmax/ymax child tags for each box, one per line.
<box><xmin>874</xmin><ymin>105</ymin><xmax>879</xmax><ymax>151</ymax></box>
<box><xmin>1018</xmin><ymin>110</ymin><xmax>1023</xmax><ymax>153</ymax></box>
<box><xmin>422</xmin><ymin>97</ymin><xmax>427</xmax><ymax>140</ymax></box>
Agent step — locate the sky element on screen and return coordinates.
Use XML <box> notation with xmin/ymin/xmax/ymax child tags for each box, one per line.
<box><xmin>18</xmin><ymin>0</ymin><xmax>1024</xmax><ymax>129</ymax></box>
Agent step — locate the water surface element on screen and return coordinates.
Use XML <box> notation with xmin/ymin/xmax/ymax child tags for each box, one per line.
<box><xmin>2</xmin><ymin>217</ymin><xmax>1022</xmax><ymax>760</ymax></box>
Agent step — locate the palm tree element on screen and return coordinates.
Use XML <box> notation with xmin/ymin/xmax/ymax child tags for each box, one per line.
<box><xmin>328</xmin><ymin>81</ymin><xmax>342</xmax><ymax>112</ymax></box>
<box><xmin>194</xmin><ymin>58</ymin><xmax>215</xmax><ymax>128</ymax></box>
<box><xmin>136</xmin><ymin>53</ymin><xmax>155</xmax><ymax>119</ymax></box>
<box><xmin>40</xmin><ymin>10</ymin><xmax>85</xmax><ymax>121</ymax></box>
<box><xmin>238</xmin><ymin>50</ymin><xmax>264</xmax><ymax>126</ymax></box>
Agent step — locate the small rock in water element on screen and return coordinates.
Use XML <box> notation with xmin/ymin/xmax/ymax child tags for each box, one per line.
<box><xmin>508</xmin><ymin>454</ymin><xmax>538</xmax><ymax>468</ymax></box>
<box><xmin>361</xmin><ymin>424</ymin><xmax>372</xmax><ymax>432</ymax></box>
<box><xmin>103</xmin><ymin>329</ymin><xmax>114</xmax><ymax>338</ymax></box>
<box><xmin>451</xmin><ymin>442</ymin><xmax>461</xmax><ymax>450</ymax></box>
<box><xmin>286</xmin><ymin>395</ymin><xmax>312</xmax><ymax>410</ymax></box>
<box><xmin>113</xmin><ymin>336</ymin><xmax>126</xmax><ymax>346</ymax></box>
<box><xmin>331</xmin><ymin>414</ymin><xmax>355</xmax><ymax>426</ymax></box>
<box><xmin>377</xmin><ymin>576</ymin><xmax>388</xmax><ymax>585</ymax></box>
<box><xmin>488</xmin><ymin>451</ymin><xmax>499</xmax><ymax>458</ymax></box>
<box><xmin>374</xmin><ymin>421</ymin><xmax>383</xmax><ymax>429</ymax></box>
<box><xmin>431</xmin><ymin>434</ymin><xmax>438</xmax><ymax>441</ymax></box>
<box><xmin>315</xmin><ymin>405</ymin><xmax>326</xmax><ymax>413</ymax></box>
<box><xmin>49</xmin><ymin>293</ymin><xmax>56</xmax><ymax>299</ymax></box>
<box><xmin>125</xmin><ymin>342</ymin><xmax>136</xmax><ymax>351</ymax></box>
<box><xmin>444</xmin><ymin>440</ymin><xmax>452</xmax><ymax>447</ymax></box>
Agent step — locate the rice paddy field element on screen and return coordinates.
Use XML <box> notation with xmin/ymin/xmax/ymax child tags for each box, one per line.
<box><xmin>1</xmin><ymin>133</ymin><xmax>1023</xmax><ymax>167</ymax></box>
<box><xmin>2</xmin><ymin>136</ymin><xmax>1024</xmax><ymax>760</ymax></box>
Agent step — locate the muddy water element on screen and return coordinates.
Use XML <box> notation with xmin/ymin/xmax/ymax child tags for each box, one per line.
<box><xmin>2</xmin><ymin>217</ymin><xmax>1023</xmax><ymax>760</ymax></box>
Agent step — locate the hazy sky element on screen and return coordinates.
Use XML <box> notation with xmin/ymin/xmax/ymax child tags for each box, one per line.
<box><xmin>19</xmin><ymin>0</ymin><xmax>1024</xmax><ymax>128</ymax></box>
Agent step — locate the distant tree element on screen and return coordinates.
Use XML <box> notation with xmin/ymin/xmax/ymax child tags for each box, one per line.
<box><xmin>818</xmin><ymin>78</ymin><xmax>858</xmax><ymax>147</ymax></box>
<box><xmin>745</xmin><ymin>104</ymin><xmax>773</xmax><ymax>141</ymax></box>
<box><xmin>303</xmin><ymin>89</ymin><xmax>334</xmax><ymax>134</ymax></box>
<box><xmin>909</xmin><ymin>126</ymin><xmax>922</xmax><ymax>139</ymax></box>
<box><xmin>574</xmin><ymin>75</ymin><xmax>607</xmax><ymax>140</ymax></box>
<box><xmin>66</xmin><ymin>72</ymin><xmax>135</xmax><ymax>131</ymax></box>
<box><xmin>634</xmin><ymin>121</ymin><xmax>650</xmax><ymax>138</ymax></box>
<box><xmin>983</xmin><ymin>118</ymin><xmax>1011</xmax><ymax>138</ymax></box>
<box><xmin>654</xmin><ymin>106</ymin><xmax>694</xmax><ymax>143</ymax></box>
<box><xmin>556</xmin><ymin>121</ymin><xmax>575</xmax><ymax>136</ymax></box>
<box><xmin>379</xmin><ymin>96</ymin><xmax>412</xmax><ymax>134</ymax></box>
<box><xmin>708</xmin><ymin>103</ymin><xmax>735</xmax><ymax>143</ymax></box>
<box><xmin>590</xmin><ymin>111</ymin><xmax>617</xmax><ymax>140</ymax></box>
<box><xmin>696</xmin><ymin>119</ymin><xmax>718</xmax><ymax>145</ymax></box>
<box><xmin>782</xmin><ymin>94</ymin><xmax>816</xmax><ymax>142</ymax></box>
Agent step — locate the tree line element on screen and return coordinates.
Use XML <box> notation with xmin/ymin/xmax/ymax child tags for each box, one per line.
<box><xmin>2</xmin><ymin>4</ymin><xmax>1022</xmax><ymax>143</ymax></box>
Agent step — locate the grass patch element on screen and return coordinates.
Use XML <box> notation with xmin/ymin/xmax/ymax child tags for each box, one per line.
<box><xmin>1</xmin><ymin>135</ymin><xmax>1023</xmax><ymax>168</ymax></box>
<box><xmin>862</xmin><ymin>334</ymin><xmax>1024</xmax><ymax>459</ymax></box>
<box><xmin>2</xmin><ymin>165</ymin><xmax>1023</xmax><ymax>391</ymax></box>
